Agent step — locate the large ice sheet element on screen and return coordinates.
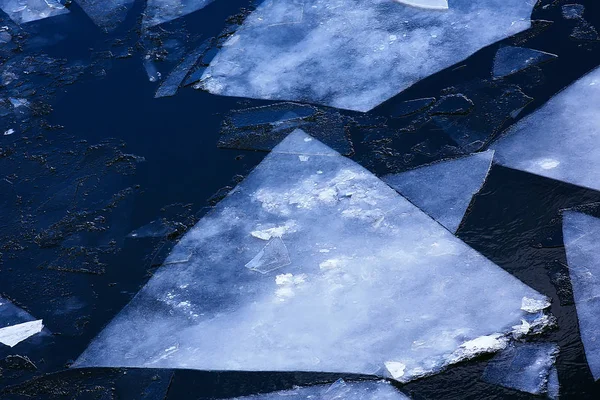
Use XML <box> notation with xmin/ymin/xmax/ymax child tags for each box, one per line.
<box><xmin>482</xmin><ymin>342</ymin><xmax>559</xmax><ymax>397</ymax></box>
<box><xmin>230</xmin><ymin>379</ymin><xmax>409</xmax><ymax>400</ymax></box>
<box><xmin>199</xmin><ymin>0</ymin><xmax>535</xmax><ymax>112</ymax></box>
<box><xmin>74</xmin><ymin>0</ymin><xmax>134</xmax><ymax>31</ymax></box>
<box><xmin>0</xmin><ymin>0</ymin><xmax>69</xmax><ymax>24</ymax></box>
<box><xmin>491</xmin><ymin>66</ymin><xmax>600</xmax><ymax>191</ymax></box>
<box><xmin>143</xmin><ymin>0</ymin><xmax>215</xmax><ymax>28</ymax></box>
<box><xmin>563</xmin><ymin>211</ymin><xmax>600</xmax><ymax>380</ymax></box>
<box><xmin>383</xmin><ymin>150</ymin><xmax>494</xmax><ymax>233</ymax></box>
<box><xmin>75</xmin><ymin>130</ymin><xmax>550</xmax><ymax>383</ymax></box>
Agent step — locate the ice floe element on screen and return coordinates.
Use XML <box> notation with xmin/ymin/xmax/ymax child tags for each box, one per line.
<box><xmin>74</xmin><ymin>0</ymin><xmax>134</xmax><ymax>31</ymax></box>
<box><xmin>383</xmin><ymin>150</ymin><xmax>494</xmax><ymax>233</ymax></box>
<box><xmin>493</xmin><ymin>46</ymin><xmax>558</xmax><ymax>78</ymax></box>
<box><xmin>199</xmin><ymin>0</ymin><xmax>535</xmax><ymax>111</ymax></box>
<box><xmin>0</xmin><ymin>0</ymin><xmax>69</xmax><ymax>24</ymax></box>
<box><xmin>491</xmin><ymin>65</ymin><xmax>600</xmax><ymax>191</ymax></box>
<box><xmin>75</xmin><ymin>130</ymin><xmax>550</xmax><ymax>383</ymax></box>
<box><xmin>482</xmin><ymin>342</ymin><xmax>559</xmax><ymax>398</ymax></box>
<box><xmin>0</xmin><ymin>297</ymin><xmax>44</xmax><ymax>347</ymax></box>
<box><xmin>143</xmin><ymin>0</ymin><xmax>215</xmax><ymax>28</ymax></box>
<box><xmin>563</xmin><ymin>211</ymin><xmax>600</xmax><ymax>380</ymax></box>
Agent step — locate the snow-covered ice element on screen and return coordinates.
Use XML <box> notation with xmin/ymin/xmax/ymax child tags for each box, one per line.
<box><xmin>75</xmin><ymin>130</ymin><xmax>550</xmax><ymax>383</ymax></box>
<box><xmin>482</xmin><ymin>342</ymin><xmax>559</xmax><ymax>397</ymax></box>
<box><xmin>74</xmin><ymin>0</ymin><xmax>134</xmax><ymax>31</ymax></box>
<box><xmin>199</xmin><ymin>0</ymin><xmax>535</xmax><ymax>111</ymax></box>
<box><xmin>0</xmin><ymin>0</ymin><xmax>69</xmax><ymax>24</ymax></box>
<box><xmin>229</xmin><ymin>379</ymin><xmax>410</xmax><ymax>400</ymax></box>
<box><xmin>143</xmin><ymin>0</ymin><xmax>216</xmax><ymax>28</ymax></box>
<box><xmin>491</xmin><ymin>65</ymin><xmax>600</xmax><ymax>191</ymax></box>
<box><xmin>563</xmin><ymin>211</ymin><xmax>600</xmax><ymax>381</ymax></box>
<box><xmin>383</xmin><ymin>150</ymin><xmax>494</xmax><ymax>233</ymax></box>
<box><xmin>493</xmin><ymin>46</ymin><xmax>558</xmax><ymax>78</ymax></box>
<box><xmin>1</xmin><ymin>296</ymin><xmax>44</xmax><ymax>347</ymax></box>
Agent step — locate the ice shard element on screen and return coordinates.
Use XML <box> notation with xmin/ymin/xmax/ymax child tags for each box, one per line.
<box><xmin>396</xmin><ymin>0</ymin><xmax>448</xmax><ymax>10</ymax></box>
<box><xmin>229</xmin><ymin>379</ymin><xmax>410</xmax><ymax>400</ymax></box>
<box><xmin>383</xmin><ymin>150</ymin><xmax>494</xmax><ymax>233</ymax></box>
<box><xmin>493</xmin><ymin>46</ymin><xmax>558</xmax><ymax>78</ymax></box>
<box><xmin>1</xmin><ymin>297</ymin><xmax>44</xmax><ymax>347</ymax></box>
<box><xmin>74</xmin><ymin>0</ymin><xmax>134</xmax><ymax>31</ymax></box>
<box><xmin>563</xmin><ymin>211</ymin><xmax>600</xmax><ymax>380</ymax></box>
<box><xmin>75</xmin><ymin>130</ymin><xmax>550</xmax><ymax>383</ymax></box>
<box><xmin>142</xmin><ymin>0</ymin><xmax>216</xmax><ymax>28</ymax></box>
<box><xmin>491</xmin><ymin>66</ymin><xmax>600</xmax><ymax>191</ymax></box>
<box><xmin>482</xmin><ymin>342</ymin><xmax>559</xmax><ymax>397</ymax></box>
<box><xmin>0</xmin><ymin>0</ymin><xmax>69</xmax><ymax>24</ymax></box>
<box><xmin>199</xmin><ymin>0</ymin><xmax>535</xmax><ymax>112</ymax></box>
<box><xmin>155</xmin><ymin>41</ymin><xmax>211</xmax><ymax>98</ymax></box>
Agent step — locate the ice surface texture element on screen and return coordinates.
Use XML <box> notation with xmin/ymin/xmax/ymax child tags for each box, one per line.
<box><xmin>482</xmin><ymin>342</ymin><xmax>559</xmax><ymax>397</ymax></box>
<box><xmin>75</xmin><ymin>130</ymin><xmax>549</xmax><ymax>383</ymax></box>
<box><xmin>229</xmin><ymin>379</ymin><xmax>409</xmax><ymax>400</ymax></box>
<box><xmin>200</xmin><ymin>0</ymin><xmax>535</xmax><ymax>112</ymax></box>
<box><xmin>491</xmin><ymin>66</ymin><xmax>600</xmax><ymax>191</ymax></box>
<box><xmin>383</xmin><ymin>150</ymin><xmax>494</xmax><ymax>233</ymax></box>
<box><xmin>563</xmin><ymin>211</ymin><xmax>600</xmax><ymax>380</ymax></box>
<box><xmin>493</xmin><ymin>46</ymin><xmax>557</xmax><ymax>78</ymax></box>
<box><xmin>74</xmin><ymin>0</ymin><xmax>134</xmax><ymax>31</ymax></box>
<box><xmin>0</xmin><ymin>0</ymin><xmax>69</xmax><ymax>24</ymax></box>
<box><xmin>0</xmin><ymin>296</ymin><xmax>43</xmax><ymax>347</ymax></box>
<box><xmin>395</xmin><ymin>0</ymin><xmax>448</xmax><ymax>10</ymax></box>
<box><xmin>143</xmin><ymin>0</ymin><xmax>215</xmax><ymax>28</ymax></box>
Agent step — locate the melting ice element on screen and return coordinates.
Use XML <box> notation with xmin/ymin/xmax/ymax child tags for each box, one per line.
<box><xmin>563</xmin><ymin>211</ymin><xmax>600</xmax><ymax>380</ymax></box>
<box><xmin>491</xmin><ymin>65</ymin><xmax>600</xmax><ymax>191</ymax></box>
<box><xmin>143</xmin><ymin>0</ymin><xmax>216</xmax><ymax>28</ymax></box>
<box><xmin>0</xmin><ymin>296</ymin><xmax>44</xmax><ymax>347</ymax></box>
<box><xmin>493</xmin><ymin>46</ymin><xmax>558</xmax><ymax>79</ymax></box>
<box><xmin>0</xmin><ymin>0</ymin><xmax>69</xmax><ymax>24</ymax></box>
<box><xmin>383</xmin><ymin>150</ymin><xmax>494</xmax><ymax>233</ymax></box>
<box><xmin>199</xmin><ymin>0</ymin><xmax>535</xmax><ymax>112</ymax></box>
<box><xmin>75</xmin><ymin>130</ymin><xmax>550</xmax><ymax>383</ymax></box>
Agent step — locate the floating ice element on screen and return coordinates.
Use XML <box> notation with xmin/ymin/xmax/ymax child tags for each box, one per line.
<box><xmin>563</xmin><ymin>211</ymin><xmax>600</xmax><ymax>380</ymax></box>
<box><xmin>0</xmin><ymin>320</ymin><xmax>44</xmax><ymax>347</ymax></box>
<box><xmin>396</xmin><ymin>0</ymin><xmax>448</xmax><ymax>10</ymax></box>
<box><xmin>383</xmin><ymin>150</ymin><xmax>494</xmax><ymax>233</ymax></box>
<box><xmin>493</xmin><ymin>46</ymin><xmax>558</xmax><ymax>78</ymax></box>
<box><xmin>491</xmin><ymin>66</ymin><xmax>600</xmax><ymax>191</ymax></box>
<box><xmin>74</xmin><ymin>0</ymin><xmax>134</xmax><ymax>31</ymax></box>
<box><xmin>143</xmin><ymin>0</ymin><xmax>215</xmax><ymax>28</ymax></box>
<box><xmin>0</xmin><ymin>0</ymin><xmax>69</xmax><ymax>24</ymax></box>
<box><xmin>199</xmin><ymin>0</ymin><xmax>535</xmax><ymax>112</ymax></box>
<box><xmin>155</xmin><ymin>41</ymin><xmax>212</xmax><ymax>98</ymax></box>
<box><xmin>229</xmin><ymin>379</ymin><xmax>410</xmax><ymax>400</ymax></box>
<box><xmin>75</xmin><ymin>130</ymin><xmax>550</xmax><ymax>383</ymax></box>
<box><xmin>482</xmin><ymin>342</ymin><xmax>559</xmax><ymax>398</ymax></box>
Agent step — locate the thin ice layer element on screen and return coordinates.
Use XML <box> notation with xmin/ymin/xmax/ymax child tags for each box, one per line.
<box><xmin>0</xmin><ymin>0</ymin><xmax>69</xmax><ymax>24</ymax></box>
<box><xmin>1</xmin><ymin>296</ymin><xmax>36</xmax><ymax>328</ymax></box>
<box><xmin>143</xmin><ymin>0</ymin><xmax>215</xmax><ymax>28</ymax></box>
<box><xmin>75</xmin><ymin>130</ymin><xmax>549</xmax><ymax>383</ymax></box>
<box><xmin>383</xmin><ymin>150</ymin><xmax>494</xmax><ymax>233</ymax></box>
<box><xmin>563</xmin><ymin>211</ymin><xmax>600</xmax><ymax>380</ymax></box>
<box><xmin>482</xmin><ymin>342</ymin><xmax>559</xmax><ymax>396</ymax></box>
<box><xmin>491</xmin><ymin>66</ymin><xmax>600</xmax><ymax>191</ymax></box>
<box><xmin>230</xmin><ymin>379</ymin><xmax>409</xmax><ymax>400</ymax></box>
<box><xmin>155</xmin><ymin>41</ymin><xmax>211</xmax><ymax>98</ymax></box>
<box><xmin>493</xmin><ymin>46</ymin><xmax>557</xmax><ymax>78</ymax></box>
<box><xmin>74</xmin><ymin>0</ymin><xmax>134</xmax><ymax>31</ymax></box>
<box><xmin>199</xmin><ymin>0</ymin><xmax>534</xmax><ymax>112</ymax></box>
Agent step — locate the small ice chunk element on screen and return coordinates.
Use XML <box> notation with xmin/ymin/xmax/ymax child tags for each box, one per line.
<box><xmin>395</xmin><ymin>0</ymin><xmax>448</xmax><ymax>10</ymax></box>
<box><xmin>482</xmin><ymin>342</ymin><xmax>559</xmax><ymax>397</ymax></box>
<box><xmin>143</xmin><ymin>0</ymin><xmax>216</xmax><ymax>28</ymax></box>
<box><xmin>0</xmin><ymin>0</ymin><xmax>69</xmax><ymax>24</ymax></box>
<box><xmin>0</xmin><ymin>320</ymin><xmax>44</xmax><ymax>347</ymax></box>
<box><xmin>493</xmin><ymin>46</ymin><xmax>558</xmax><ymax>78</ymax></box>
<box><xmin>245</xmin><ymin>237</ymin><xmax>291</xmax><ymax>274</ymax></box>
<box><xmin>75</xmin><ymin>0</ymin><xmax>134</xmax><ymax>31</ymax></box>
<box><xmin>250</xmin><ymin>221</ymin><xmax>297</xmax><ymax>241</ymax></box>
<box><xmin>491</xmin><ymin>66</ymin><xmax>600</xmax><ymax>192</ymax></box>
<box><xmin>390</xmin><ymin>97</ymin><xmax>436</xmax><ymax>118</ymax></box>
<box><xmin>383</xmin><ymin>150</ymin><xmax>494</xmax><ymax>233</ymax></box>
<box><xmin>521</xmin><ymin>297</ymin><xmax>551</xmax><ymax>313</ymax></box>
<box><xmin>4</xmin><ymin>128</ymin><xmax>14</xmax><ymax>135</ymax></box>
<box><xmin>155</xmin><ymin>41</ymin><xmax>211</xmax><ymax>98</ymax></box>
<box><xmin>563</xmin><ymin>211</ymin><xmax>600</xmax><ymax>380</ymax></box>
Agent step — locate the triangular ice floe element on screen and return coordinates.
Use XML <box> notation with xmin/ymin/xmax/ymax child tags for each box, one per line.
<box><xmin>491</xmin><ymin>65</ymin><xmax>600</xmax><ymax>191</ymax></box>
<box><xmin>199</xmin><ymin>0</ymin><xmax>535</xmax><ymax>112</ymax></box>
<box><xmin>142</xmin><ymin>0</ymin><xmax>215</xmax><ymax>28</ymax></box>
<box><xmin>0</xmin><ymin>0</ymin><xmax>69</xmax><ymax>24</ymax></box>
<box><xmin>75</xmin><ymin>130</ymin><xmax>550</xmax><ymax>383</ymax></box>
<box><xmin>383</xmin><ymin>150</ymin><xmax>494</xmax><ymax>233</ymax></box>
<box><xmin>74</xmin><ymin>0</ymin><xmax>134</xmax><ymax>31</ymax></box>
<box><xmin>563</xmin><ymin>211</ymin><xmax>600</xmax><ymax>380</ymax></box>
<box><xmin>0</xmin><ymin>296</ymin><xmax>44</xmax><ymax>347</ymax></box>
<box><xmin>493</xmin><ymin>46</ymin><xmax>558</xmax><ymax>78</ymax></box>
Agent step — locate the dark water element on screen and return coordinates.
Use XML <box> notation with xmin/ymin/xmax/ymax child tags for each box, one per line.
<box><xmin>1</xmin><ymin>0</ymin><xmax>600</xmax><ymax>398</ymax></box>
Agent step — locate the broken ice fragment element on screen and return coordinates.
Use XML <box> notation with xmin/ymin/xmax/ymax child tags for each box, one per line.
<box><xmin>383</xmin><ymin>150</ymin><xmax>494</xmax><ymax>233</ymax></box>
<box><xmin>482</xmin><ymin>342</ymin><xmax>559</xmax><ymax>397</ymax></box>
<box><xmin>0</xmin><ymin>0</ymin><xmax>69</xmax><ymax>24</ymax></box>
<box><xmin>75</xmin><ymin>130</ymin><xmax>550</xmax><ymax>383</ymax></box>
<box><xmin>0</xmin><ymin>320</ymin><xmax>44</xmax><ymax>347</ymax></box>
<box><xmin>493</xmin><ymin>46</ymin><xmax>558</xmax><ymax>78</ymax></box>
<box><xmin>245</xmin><ymin>237</ymin><xmax>291</xmax><ymax>274</ymax></box>
<box><xmin>562</xmin><ymin>4</ymin><xmax>585</xmax><ymax>20</ymax></box>
<box><xmin>521</xmin><ymin>296</ymin><xmax>551</xmax><ymax>313</ymax></box>
<box><xmin>563</xmin><ymin>211</ymin><xmax>600</xmax><ymax>380</ymax></box>
<box><xmin>143</xmin><ymin>0</ymin><xmax>216</xmax><ymax>28</ymax></box>
<box><xmin>155</xmin><ymin>41</ymin><xmax>212</xmax><ymax>98</ymax></box>
<box><xmin>199</xmin><ymin>0</ymin><xmax>535</xmax><ymax>112</ymax></box>
<box><xmin>491</xmin><ymin>66</ymin><xmax>600</xmax><ymax>192</ymax></box>
<box><xmin>74</xmin><ymin>0</ymin><xmax>134</xmax><ymax>31</ymax></box>
<box><xmin>396</xmin><ymin>0</ymin><xmax>448</xmax><ymax>10</ymax></box>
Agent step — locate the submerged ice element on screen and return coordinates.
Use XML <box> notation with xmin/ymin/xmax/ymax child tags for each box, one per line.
<box><xmin>383</xmin><ymin>150</ymin><xmax>494</xmax><ymax>233</ymax></box>
<box><xmin>0</xmin><ymin>0</ymin><xmax>69</xmax><ymax>24</ymax></box>
<box><xmin>143</xmin><ymin>0</ymin><xmax>216</xmax><ymax>28</ymax></box>
<box><xmin>199</xmin><ymin>0</ymin><xmax>535</xmax><ymax>112</ymax></box>
<box><xmin>493</xmin><ymin>46</ymin><xmax>558</xmax><ymax>78</ymax></box>
<box><xmin>74</xmin><ymin>0</ymin><xmax>134</xmax><ymax>31</ymax></box>
<box><xmin>492</xmin><ymin>66</ymin><xmax>600</xmax><ymax>191</ymax></box>
<box><xmin>563</xmin><ymin>211</ymin><xmax>600</xmax><ymax>380</ymax></box>
<box><xmin>75</xmin><ymin>130</ymin><xmax>550</xmax><ymax>383</ymax></box>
